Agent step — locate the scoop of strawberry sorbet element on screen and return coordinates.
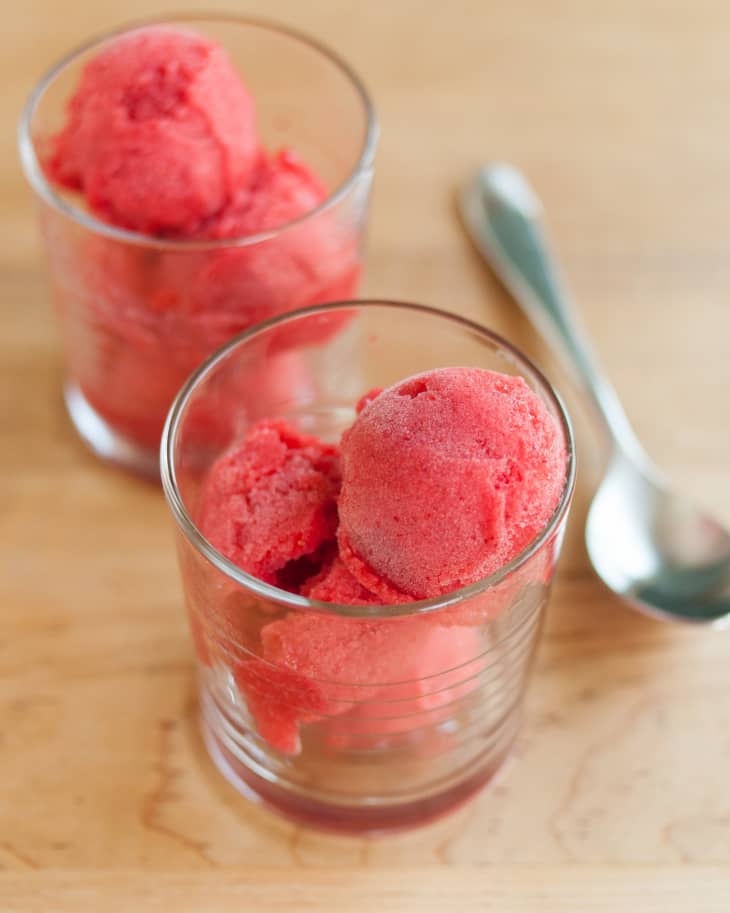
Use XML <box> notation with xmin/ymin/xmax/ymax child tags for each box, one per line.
<box><xmin>243</xmin><ymin>609</ymin><xmax>480</xmax><ymax>754</ymax></box>
<box><xmin>338</xmin><ymin>367</ymin><xmax>567</xmax><ymax>601</ymax></box>
<box><xmin>48</xmin><ymin>26</ymin><xmax>258</xmax><ymax>234</ymax></box>
<box><xmin>198</xmin><ymin>420</ymin><xmax>341</xmax><ymax>590</ymax></box>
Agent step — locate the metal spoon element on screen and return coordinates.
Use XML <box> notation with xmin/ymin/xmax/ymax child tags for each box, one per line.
<box><xmin>459</xmin><ymin>163</ymin><xmax>730</xmax><ymax>625</ymax></box>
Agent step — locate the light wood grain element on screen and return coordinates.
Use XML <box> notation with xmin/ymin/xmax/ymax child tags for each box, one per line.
<box><xmin>3</xmin><ymin>0</ymin><xmax>730</xmax><ymax>910</ymax></box>
<box><xmin>2</xmin><ymin>868</ymin><xmax>730</xmax><ymax>913</ymax></box>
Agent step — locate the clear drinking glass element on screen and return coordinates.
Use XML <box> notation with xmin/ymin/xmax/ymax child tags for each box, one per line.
<box><xmin>161</xmin><ymin>301</ymin><xmax>575</xmax><ymax>833</ymax></box>
<box><xmin>19</xmin><ymin>16</ymin><xmax>377</xmax><ymax>477</ymax></box>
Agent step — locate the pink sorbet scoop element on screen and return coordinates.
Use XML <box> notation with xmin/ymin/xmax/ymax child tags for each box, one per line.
<box><xmin>338</xmin><ymin>366</ymin><xmax>567</xmax><ymax>601</ymax></box>
<box><xmin>198</xmin><ymin>420</ymin><xmax>341</xmax><ymax>589</ymax></box>
<box><xmin>48</xmin><ymin>26</ymin><xmax>258</xmax><ymax>235</ymax></box>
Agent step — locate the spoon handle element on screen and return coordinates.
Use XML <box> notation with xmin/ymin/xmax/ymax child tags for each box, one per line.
<box><xmin>461</xmin><ymin>163</ymin><xmax>645</xmax><ymax>462</ymax></box>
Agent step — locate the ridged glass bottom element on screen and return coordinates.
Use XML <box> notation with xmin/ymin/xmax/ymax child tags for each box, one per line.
<box><xmin>199</xmin><ymin>680</ymin><xmax>519</xmax><ymax>834</ymax></box>
<box><xmin>64</xmin><ymin>382</ymin><xmax>160</xmax><ymax>479</ymax></box>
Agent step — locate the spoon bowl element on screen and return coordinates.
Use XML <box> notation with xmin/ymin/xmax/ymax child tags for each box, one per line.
<box><xmin>460</xmin><ymin>163</ymin><xmax>730</xmax><ymax>625</ymax></box>
<box><xmin>587</xmin><ymin>450</ymin><xmax>730</xmax><ymax>624</ymax></box>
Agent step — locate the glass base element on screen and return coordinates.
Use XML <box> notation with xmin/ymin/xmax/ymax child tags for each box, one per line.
<box><xmin>64</xmin><ymin>382</ymin><xmax>160</xmax><ymax>479</ymax></box>
<box><xmin>200</xmin><ymin>685</ymin><xmax>516</xmax><ymax>835</ymax></box>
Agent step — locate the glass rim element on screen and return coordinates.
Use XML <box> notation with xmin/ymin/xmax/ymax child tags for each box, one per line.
<box><xmin>160</xmin><ymin>300</ymin><xmax>577</xmax><ymax>619</ymax></box>
<box><xmin>17</xmin><ymin>12</ymin><xmax>378</xmax><ymax>252</ymax></box>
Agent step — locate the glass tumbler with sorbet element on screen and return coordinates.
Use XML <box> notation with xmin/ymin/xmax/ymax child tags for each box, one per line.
<box><xmin>19</xmin><ymin>16</ymin><xmax>376</xmax><ymax>476</ymax></box>
<box><xmin>161</xmin><ymin>300</ymin><xmax>576</xmax><ymax>833</ymax></box>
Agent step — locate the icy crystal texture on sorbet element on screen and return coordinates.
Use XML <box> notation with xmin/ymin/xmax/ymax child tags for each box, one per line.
<box><xmin>49</xmin><ymin>26</ymin><xmax>258</xmax><ymax>235</ymax></box>
<box><xmin>338</xmin><ymin>367</ymin><xmax>567</xmax><ymax>600</ymax></box>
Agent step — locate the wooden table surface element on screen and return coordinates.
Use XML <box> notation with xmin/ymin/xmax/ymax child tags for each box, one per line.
<box><xmin>3</xmin><ymin>1</ymin><xmax>730</xmax><ymax>910</ymax></box>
